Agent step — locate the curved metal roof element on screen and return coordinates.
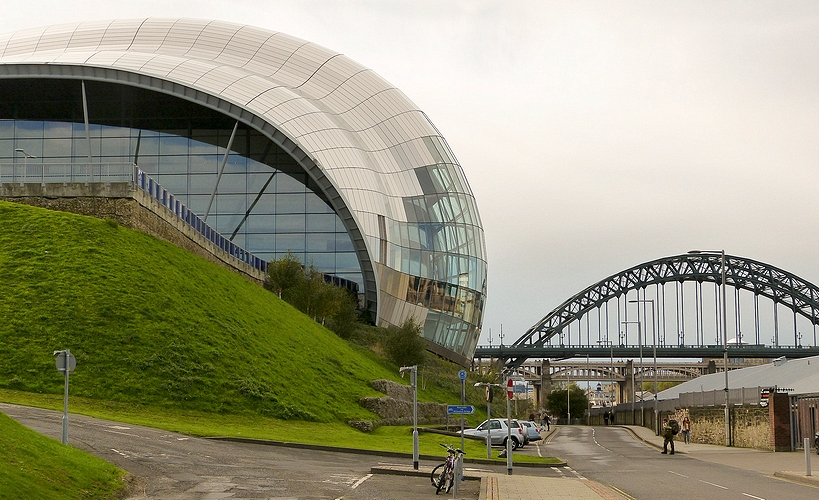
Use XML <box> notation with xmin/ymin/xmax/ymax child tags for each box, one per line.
<box><xmin>0</xmin><ymin>18</ymin><xmax>487</xmax><ymax>326</ymax></box>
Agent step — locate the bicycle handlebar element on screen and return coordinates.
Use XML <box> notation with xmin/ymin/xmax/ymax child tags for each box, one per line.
<box><xmin>439</xmin><ymin>443</ymin><xmax>465</xmax><ymax>455</ymax></box>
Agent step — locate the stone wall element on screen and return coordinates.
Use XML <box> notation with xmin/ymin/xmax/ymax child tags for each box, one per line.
<box><xmin>352</xmin><ymin>379</ymin><xmax>447</xmax><ymax>431</ymax></box>
<box><xmin>685</xmin><ymin>406</ymin><xmax>771</xmax><ymax>450</ymax></box>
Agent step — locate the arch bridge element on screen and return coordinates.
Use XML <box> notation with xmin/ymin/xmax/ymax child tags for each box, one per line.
<box><xmin>474</xmin><ymin>253</ymin><xmax>819</xmax><ymax>372</ymax></box>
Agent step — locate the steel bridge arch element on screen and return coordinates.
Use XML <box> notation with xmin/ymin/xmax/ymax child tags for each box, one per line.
<box><xmin>508</xmin><ymin>253</ymin><xmax>819</xmax><ymax>368</ymax></box>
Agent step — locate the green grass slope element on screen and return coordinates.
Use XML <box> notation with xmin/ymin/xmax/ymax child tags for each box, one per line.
<box><xmin>0</xmin><ymin>412</ymin><xmax>127</xmax><ymax>500</ymax></box>
<box><xmin>0</xmin><ymin>200</ymin><xmax>398</xmax><ymax>423</ymax></box>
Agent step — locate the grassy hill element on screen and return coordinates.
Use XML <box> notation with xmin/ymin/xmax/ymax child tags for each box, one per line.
<box><xmin>0</xmin><ymin>200</ymin><xmax>403</xmax><ymax>423</ymax></box>
<box><xmin>0</xmin><ymin>412</ymin><xmax>127</xmax><ymax>500</ymax></box>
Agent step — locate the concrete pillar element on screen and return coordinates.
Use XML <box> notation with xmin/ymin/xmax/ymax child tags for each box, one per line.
<box><xmin>540</xmin><ymin>359</ymin><xmax>552</xmax><ymax>410</ymax></box>
<box><xmin>621</xmin><ymin>360</ymin><xmax>633</xmax><ymax>403</ymax></box>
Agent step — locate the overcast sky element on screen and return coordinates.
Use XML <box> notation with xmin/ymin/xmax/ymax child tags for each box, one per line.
<box><xmin>3</xmin><ymin>1</ymin><xmax>818</xmax><ymax>347</ymax></box>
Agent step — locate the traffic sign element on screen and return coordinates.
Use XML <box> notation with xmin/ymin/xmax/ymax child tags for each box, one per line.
<box><xmin>458</xmin><ymin>369</ymin><xmax>467</xmax><ymax>381</ymax></box>
<box><xmin>507</xmin><ymin>378</ymin><xmax>514</xmax><ymax>399</ymax></box>
<box><xmin>55</xmin><ymin>350</ymin><xmax>76</xmax><ymax>374</ymax></box>
<box><xmin>485</xmin><ymin>385</ymin><xmax>493</xmax><ymax>403</ymax></box>
<box><xmin>447</xmin><ymin>405</ymin><xmax>475</xmax><ymax>415</ymax></box>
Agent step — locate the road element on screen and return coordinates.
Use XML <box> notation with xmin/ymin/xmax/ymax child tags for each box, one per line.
<box><xmin>2</xmin><ymin>403</ymin><xmax>482</xmax><ymax>499</ymax></box>
<box><xmin>547</xmin><ymin>425</ymin><xmax>817</xmax><ymax>500</ymax></box>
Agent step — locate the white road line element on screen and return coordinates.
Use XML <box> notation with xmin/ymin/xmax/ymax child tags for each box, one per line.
<box><xmin>669</xmin><ymin>470</ymin><xmax>689</xmax><ymax>478</ymax></box>
<box><xmin>350</xmin><ymin>474</ymin><xmax>372</xmax><ymax>489</ymax></box>
<box><xmin>742</xmin><ymin>493</ymin><xmax>766</xmax><ymax>500</ymax></box>
<box><xmin>699</xmin><ymin>479</ymin><xmax>728</xmax><ymax>489</ymax></box>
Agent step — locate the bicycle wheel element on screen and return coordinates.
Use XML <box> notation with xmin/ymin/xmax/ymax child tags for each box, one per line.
<box><xmin>430</xmin><ymin>462</ymin><xmax>447</xmax><ymax>489</ymax></box>
<box><xmin>435</xmin><ymin>463</ymin><xmax>451</xmax><ymax>494</ymax></box>
<box><xmin>443</xmin><ymin>466</ymin><xmax>455</xmax><ymax>493</ymax></box>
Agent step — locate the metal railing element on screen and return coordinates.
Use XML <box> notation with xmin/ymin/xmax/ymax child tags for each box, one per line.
<box><xmin>0</xmin><ymin>162</ymin><xmax>134</xmax><ymax>184</ymax></box>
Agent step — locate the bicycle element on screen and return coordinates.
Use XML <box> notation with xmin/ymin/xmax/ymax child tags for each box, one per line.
<box><xmin>430</xmin><ymin>443</ymin><xmax>465</xmax><ymax>494</ymax></box>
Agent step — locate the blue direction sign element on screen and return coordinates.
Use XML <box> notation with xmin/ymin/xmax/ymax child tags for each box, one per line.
<box><xmin>458</xmin><ymin>369</ymin><xmax>467</xmax><ymax>381</ymax></box>
<box><xmin>447</xmin><ymin>405</ymin><xmax>475</xmax><ymax>415</ymax></box>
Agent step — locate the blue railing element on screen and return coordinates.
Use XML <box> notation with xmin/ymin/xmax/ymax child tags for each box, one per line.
<box><xmin>132</xmin><ymin>165</ymin><xmax>268</xmax><ymax>275</ymax></box>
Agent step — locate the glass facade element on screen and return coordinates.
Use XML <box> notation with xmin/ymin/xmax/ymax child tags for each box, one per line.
<box><xmin>0</xmin><ymin>80</ymin><xmax>362</xmax><ymax>288</ymax></box>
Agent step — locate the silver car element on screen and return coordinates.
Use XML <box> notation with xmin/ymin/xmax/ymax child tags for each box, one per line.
<box><xmin>461</xmin><ymin>418</ymin><xmax>525</xmax><ymax>450</ymax></box>
<box><xmin>521</xmin><ymin>420</ymin><xmax>543</xmax><ymax>442</ymax></box>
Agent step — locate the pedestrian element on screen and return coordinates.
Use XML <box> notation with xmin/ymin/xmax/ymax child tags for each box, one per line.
<box><xmin>661</xmin><ymin>418</ymin><xmax>679</xmax><ymax>455</ymax></box>
<box><xmin>544</xmin><ymin>414</ymin><xmax>551</xmax><ymax>431</ymax></box>
<box><xmin>603</xmin><ymin>410</ymin><xmax>610</xmax><ymax>426</ymax></box>
<box><xmin>610</xmin><ymin>410</ymin><xmax>615</xmax><ymax>425</ymax></box>
<box><xmin>681</xmin><ymin>416</ymin><xmax>691</xmax><ymax>444</ymax></box>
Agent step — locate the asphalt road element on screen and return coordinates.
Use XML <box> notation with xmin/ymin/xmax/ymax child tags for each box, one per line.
<box><xmin>2</xmin><ymin>403</ymin><xmax>483</xmax><ymax>499</ymax></box>
<box><xmin>547</xmin><ymin>425</ymin><xmax>818</xmax><ymax>500</ymax></box>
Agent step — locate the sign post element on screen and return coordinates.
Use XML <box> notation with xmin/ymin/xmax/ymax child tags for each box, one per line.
<box><xmin>458</xmin><ymin>369</ymin><xmax>467</xmax><ymax>453</ymax></box>
<box><xmin>54</xmin><ymin>349</ymin><xmax>76</xmax><ymax>445</ymax></box>
<box><xmin>506</xmin><ymin>377</ymin><xmax>513</xmax><ymax>475</ymax></box>
<box><xmin>486</xmin><ymin>385</ymin><xmax>493</xmax><ymax>459</ymax></box>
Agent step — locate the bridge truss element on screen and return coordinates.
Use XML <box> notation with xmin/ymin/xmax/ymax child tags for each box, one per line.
<box><xmin>477</xmin><ymin>253</ymin><xmax>819</xmax><ymax>370</ymax></box>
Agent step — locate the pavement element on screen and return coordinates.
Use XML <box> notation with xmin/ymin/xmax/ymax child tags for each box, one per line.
<box><xmin>371</xmin><ymin>425</ymin><xmax>819</xmax><ymax>500</ymax></box>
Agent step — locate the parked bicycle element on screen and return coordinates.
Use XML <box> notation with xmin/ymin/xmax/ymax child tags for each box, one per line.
<box><xmin>430</xmin><ymin>443</ymin><xmax>465</xmax><ymax>494</ymax></box>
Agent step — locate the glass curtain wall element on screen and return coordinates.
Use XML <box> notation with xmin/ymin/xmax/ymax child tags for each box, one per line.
<box><xmin>0</xmin><ymin>79</ymin><xmax>362</xmax><ymax>289</ymax></box>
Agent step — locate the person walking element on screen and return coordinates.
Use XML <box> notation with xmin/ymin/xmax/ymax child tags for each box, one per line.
<box><xmin>661</xmin><ymin>418</ymin><xmax>679</xmax><ymax>455</ymax></box>
<box><xmin>681</xmin><ymin>416</ymin><xmax>691</xmax><ymax>444</ymax></box>
<box><xmin>603</xmin><ymin>410</ymin><xmax>610</xmax><ymax>426</ymax></box>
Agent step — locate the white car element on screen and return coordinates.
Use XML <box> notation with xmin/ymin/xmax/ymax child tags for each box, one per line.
<box><xmin>461</xmin><ymin>418</ymin><xmax>526</xmax><ymax>450</ymax></box>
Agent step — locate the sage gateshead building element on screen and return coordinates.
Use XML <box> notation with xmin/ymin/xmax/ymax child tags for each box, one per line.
<box><xmin>0</xmin><ymin>18</ymin><xmax>487</xmax><ymax>363</ymax></box>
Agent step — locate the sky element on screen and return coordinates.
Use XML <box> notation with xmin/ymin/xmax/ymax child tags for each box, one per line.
<box><xmin>3</xmin><ymin>1</ymin><xmax>818</xmax><ymax>348</ymax></box>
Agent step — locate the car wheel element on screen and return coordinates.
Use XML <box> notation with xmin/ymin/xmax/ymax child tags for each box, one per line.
<box><xmin>511</xmin><ymin>437</ymin><xmax>519</xmax><ymax>450</ymax></box>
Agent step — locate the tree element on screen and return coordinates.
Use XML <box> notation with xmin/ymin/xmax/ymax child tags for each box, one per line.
<box><xmin>384</xmin><ymin>317</ymin><xmax>426</xmax><ymax>367</ymax></box>
<box><xmin>264</xmin><ymin>251</ymin><xmax>304</xmax><ymax>299</ymax></box>
<box><xmin>546</xmin><ymin>383</ymin><xmax>589</xmax><ymax>419</ymax></box>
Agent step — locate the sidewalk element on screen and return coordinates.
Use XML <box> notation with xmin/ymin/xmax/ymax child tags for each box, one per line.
<box><xmin>619</xmin><ymin>424</ymin><xmax>819</xmax><ymax>488</ymax></box>
<box><xmin>372</xmin><ymin>425</ymin><xmax>819</xmax><ymax>499</ymax></box>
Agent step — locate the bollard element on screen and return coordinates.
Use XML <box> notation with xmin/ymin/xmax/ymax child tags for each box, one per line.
<box><xmin>806</xmin><ymin>438</ymin><xmax>812</xmax><ymax>476</ymax></box>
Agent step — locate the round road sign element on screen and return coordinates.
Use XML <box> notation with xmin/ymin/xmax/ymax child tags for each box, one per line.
<box><xmin>507</xmin><ymin>378</ymin><xmax>514</xmax><ymax>399</ymax></box>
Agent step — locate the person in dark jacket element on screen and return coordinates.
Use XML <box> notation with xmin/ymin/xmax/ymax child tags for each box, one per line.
<box><xmin>661</xmin><ymin>419</ymin><xmax>679</xmax><ymax>455</ymax></box>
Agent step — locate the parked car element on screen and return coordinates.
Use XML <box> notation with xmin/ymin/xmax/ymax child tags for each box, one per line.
<box><xmin>520</xmin><ymin>420</ymin><xmax>542</xmax><ymax>442</ymax></box>
<box><xmin>461</xmin><ymin>418</ymin><xmax>525</xmax><ymax>450</ymax></box>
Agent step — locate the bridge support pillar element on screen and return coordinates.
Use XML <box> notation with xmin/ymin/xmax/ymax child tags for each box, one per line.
<box><xmin>621</xmin><ymin>360</ymin><xmax>633</xmax><ymax>404</ymax></box>
<box><xmin>540</xmin><ymin>359</ymin><xmax>551</xmax><ymax>410</ymax></box>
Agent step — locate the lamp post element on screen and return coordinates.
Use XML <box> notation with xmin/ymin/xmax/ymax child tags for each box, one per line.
<box><xmin>689</xmin><ymin>249</ymin><xmax>730</xmax><ymax>447</ymax></box>
<box><xmin>597</xmin><ymin>339</ymin><xmax>614</xmax><ymax>406</ymax></box>
<box><xmin>474</xmin><ymin>382</ymin><xmax>501</xmax><ymax>459</ymax></box>
<box><xmin>14</xmin><ymin>148</ymin><xmax>36</xmax><ymax>184</ymax></box>
<box><xmin>630</xmin><ymin>299</ymin><xmax>658</xmax><ymax>433</ymax></box>
<box><xmin>622</xmin><ymin>320</ymin><xmax>642</xmax><ymax>424</ymax></box>
<box><xmin>399</xmin><ymin>365</ymin><xmax>419</xmax><ymax>469</ymax></box>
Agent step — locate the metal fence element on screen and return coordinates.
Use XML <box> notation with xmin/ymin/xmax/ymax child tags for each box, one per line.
<box><xmin>0</xmin><ymin>162</ymin><xmax>135</xmax><ymax>184</ymax></box>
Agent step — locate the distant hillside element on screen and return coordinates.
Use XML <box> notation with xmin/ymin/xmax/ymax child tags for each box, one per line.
<box><xmin>0</xmin><ymin>200</ymin><xmax>399</xmax><ymax>423</ymax></box>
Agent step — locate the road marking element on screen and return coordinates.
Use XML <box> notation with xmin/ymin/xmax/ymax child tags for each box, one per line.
<box><xmin>108</xmin><ymin>425</ymin><xmax>130</xmax><ymax>430</ymax></box>
<box><xmin>110</xmin><ymin>448</ymin><xmax>128</xmax><ymax>457</ymax></box>
<box><xmin>742</xmin><ymin>494</ymin><xmax>765</xmax><ymax>500</ymax></box>
<box><xmin>699</xmin><ymin>479</ymin><xmax>728</xmax><ymax>489</ymax></box>
<box><xmin>669</xmin><ymin>470</ymin><xmax>689</xmax><ymax>478</ymax></box>
<box><xmin>350</xmin><ymin>474</ymin><xmax>372</xmax><ymax>489</ymax></box>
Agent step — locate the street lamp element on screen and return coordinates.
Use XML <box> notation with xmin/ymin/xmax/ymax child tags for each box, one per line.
<box><xmin>689</xmin><ymin>249</ymin><xmax>730</xmax><ymax>447</ymax></box>
<box><xmin>630</xmin><ymin>299</ymin><xmax>658</xmax><ymax>434</ymax></box>
<box><xmin>399</xmin><ymin>365</ymin><xmax>419</xmax><ymax>469</ymax></box>
<box><xmin>474</xmin><ymin>382</ymin><xmax>502</xmax><ymax>459</ymax></box>
<box><xmin>597</xmin><ymin>339</ymin><xmax>614</xmax><ymax>406</ymax></box>
<box><xmin>14</xmin><ymin>148</ymin><xmax>36</xmax><ymax>184</ymax></box>
<box><xmin>621</xmin><ymin>320</ymin><xmax>642</xmax><ymax>424</ymax></box>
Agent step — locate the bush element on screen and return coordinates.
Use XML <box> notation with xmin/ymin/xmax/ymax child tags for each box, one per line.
<box><xmin>384</xmin><ymin>317</ymin><xmax>427</xmax><ymax>367</ymax></box>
